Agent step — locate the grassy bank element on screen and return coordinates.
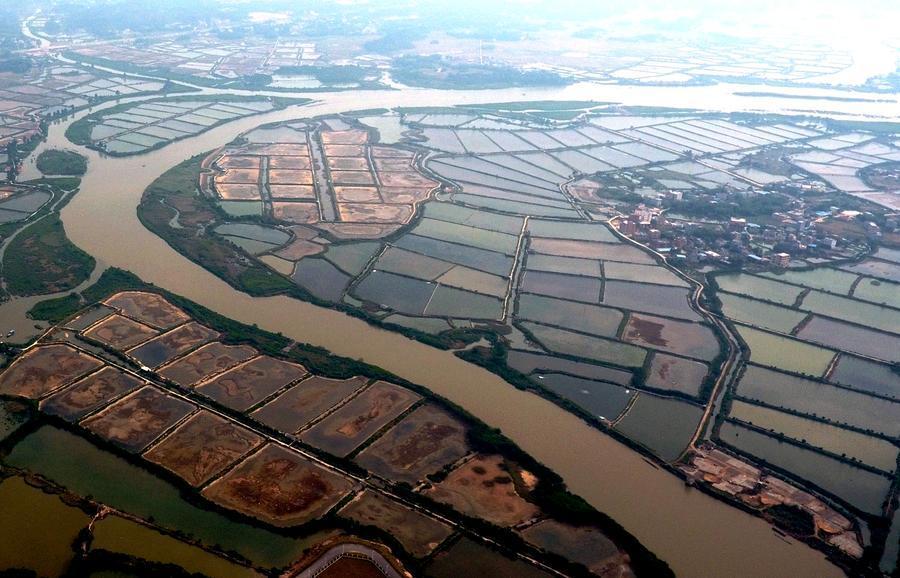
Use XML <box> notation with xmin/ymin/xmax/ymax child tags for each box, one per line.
<box><xmin>19</xmin><ymin>177</ymin><xmax>82</xmax><ymax>190</ymax></box>
<box><xmin>2</xmin><ymin>213</ymin><xmax>95</xmax><ymax>296</ymax></box>
<box><xmin>138</xmin><ymin>153</ymin><xmax>294</xmax><ymax>296</ymax></box>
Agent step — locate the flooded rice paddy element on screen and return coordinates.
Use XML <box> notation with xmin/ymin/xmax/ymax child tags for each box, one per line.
<box><xmin>535</xmin><ymin>373</ymin><xmax>634</xmax><ymax>422</ymax></box>
<box><xmin>736</xmin><ymin>325</ymin><xmax>835</xmax><ymax>377</ymax></box>
<box><xmin>713</xmin><ymin>255</ymin><xmax>900</xmax><ymax>565</ymax></box>
<box><xmin>292</xmin><ymin>258</ymin><xmax>351</xmax><ymax>302</ymax></box>
<box><xmin>44</xmin><ymin>85</ymin><xmax>854</xmax><ymax>577</ymax></box>
<box><xmin>716</xmin><ymin>292</ymin><xmax>807</xmax><ymax>334</ymax></box>
<box><xmin>852</xmin><ymin>276</ymin><xmax>900</xmax><ymax>309</ymax></box>
<box><xmin>715</xmin><ymin>273</ymin><xmax>804</xmax><ymax>306</ymax></box>
<box><xmin>614</xmin><ymin>394</ymin><xmax>703</xmax><ymax>462</ymax></box>
<box><xmin>74</xmin><ymin>98</ymin><xmax>276</xmax><ymax>156</ymax></box>
<box><xmin>516</xmin><ymin>293</ymin><xmax>622</xmax><ymax>338</ymax></box>
<box><xmin>729</xmin><ymin>400</ymin><xmax>897</xmax><ymax>473</ymax></box>
<box><xmin>760</xmin><ymin>267</ymin><xmax>859</xmax><ymax>295</ymax></box>
<box><xmin>797</xmin><ymin>316</ymin><xmax>900</xmax><ymax>362</ymax></box>
<box><xmin>799</xmin><ymin>290</ymin><xmax>900</xmax><ymax>335</ymax></box>
<box><xmin>829</xmin><ymin>355</ymin><xmax>900</xmax><ymax>399</ymax></box>
<box><xmin>645</xmin><ymin>354</ymin><xmax>707</xmax><ymax>397</ymax></box>
<box><xmin>737</xmin><ymin>365</ymin><xmax>900</xmax><ymax>437</ymax></box>
<box><xmin>520</xmin><ymin>321</ymin><xmax>647</xmax><ymax>367</ymax></box>
<box><xmin>719</xmin><ymin>422</ymin><xmax>892</xmax><ymax>516</ymax></box>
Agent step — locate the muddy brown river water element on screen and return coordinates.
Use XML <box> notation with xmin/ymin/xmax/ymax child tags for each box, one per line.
<box><xmin>18</xmin><ymin>82</ymin><xmax>886</xmax><ymax>577</ymax></box>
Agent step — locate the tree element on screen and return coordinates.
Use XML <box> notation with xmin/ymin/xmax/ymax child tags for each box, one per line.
<box><xmin>5</xmin><ymin>138</ymin><xmax>17</xmax><ymax>182</ymax></box>
<box><xmin>6</xmin><ymin>138</ymin><xmax>17</xmax><ymax>163</ymax></box>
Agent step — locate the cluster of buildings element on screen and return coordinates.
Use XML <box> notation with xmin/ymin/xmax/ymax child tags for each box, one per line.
<box><xmin>615</xmin><ymin>201</ymin><xmax>873</xmax><ymax>269</ymax></box>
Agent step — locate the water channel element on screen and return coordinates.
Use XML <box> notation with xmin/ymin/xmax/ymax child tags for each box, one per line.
<box><xmin>11</xmin><ymin>78</ymin><xmax>896</xmax><ymax>577</ymax></box>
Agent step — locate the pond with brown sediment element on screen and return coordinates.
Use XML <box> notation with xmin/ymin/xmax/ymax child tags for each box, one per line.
<box><xmin>45</xmin><ymin>84</ymin><xmax>859</xmax><ymax>577</ymax></box>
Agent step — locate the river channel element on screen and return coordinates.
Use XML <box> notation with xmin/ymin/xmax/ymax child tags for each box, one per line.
<box><xmin>16</xmin><ymin>80</ymin><xmax>894</xmax><ymax>577</ymax></box>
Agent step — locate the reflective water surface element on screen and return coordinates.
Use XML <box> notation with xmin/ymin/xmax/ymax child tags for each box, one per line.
<box><xmin>19</xmin><ymin>81</ymin><xmax>876</xmax><ymax>577</ymax></box>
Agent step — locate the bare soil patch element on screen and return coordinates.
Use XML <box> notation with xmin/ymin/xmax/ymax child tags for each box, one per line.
<box><xmin>0</xmin><ymin>344</ymin><xmax>102</xmax><ymax>399</ymax></box>
<box><xmin>426</xmin><ymin>454</ymin><xmax>539</xmax><ymax>527</ymax></box>
<box><xmin>41</xmin><ymin>366</ymin><xmax>142</xmax><ymax>421</ymax></box>
<box><xmin>338</xmin><ymin>490</ymin><xmax>453</xmax><ymax>557</ymax></box>
<box><xmin>83</xmin><ymin>314</ymin><xmax>159</xmax><ymax>350</ymax></box>
<box><xmin>144</xmin><ymin>410</ymin><xmax>263</xmax><ymax>486</ymax></box>
<box><xmin>127</xmin><ymin>322</ymin><xmax>219</xmax><ymax>369</ymax></box>
<box><xmin>104</xmin><ymin>291</ymin><xmax>190</xmax><ymax>329</ymax></box>
<box><xmin>355</xmin><ymin>404</ymin><xmax>470</xmax><ymax>484</ymax></box>
<box><xmin>195</xmin><ymin>355</ymin><xmax>308</xmax><ymax>411</ymax></box>
<box><xmin>251</xmin><ymin>375</ymin><xmax>368</xmax><ymax>434</ymax></box>
<box><xmin>202</xmin><ymin>444</ymin><xmax>353</xmax><ymax>527</ymax></box>
<box><xmin>82</xmin><ymin>386</ymin><xmax>196</xmax><ymax>452</ymax></box>
<box><xmin>158</xmin><ymin>343</ymin><xmax>257</xmax><ymax>386</ymax></box>
<box><xmin>300</xmin><ymin>381</ymin><xmax>420</xmax><ymax>457</ymax></box>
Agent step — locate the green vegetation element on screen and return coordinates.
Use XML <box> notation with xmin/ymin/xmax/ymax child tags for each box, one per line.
<box><xmin>138</xmin><ymin>153</ymin><xmax>294</xmax><ymax>297</ymax></box>
<box><xmin>275</xmin><ymin>64</ymin><xmax>370</xmax><ymax>85</ymax></box>
<box><xmin>26</xmin><ymin>293</ymin><xmax>81</xmax><ymax>323</ymax></box>
<box><xmin>236</xmin><ymin>268</ymin><xmax>294</xmax><ymax>294</ymax></box>
<box><xmin>51</xmin><ymin>0</ymin><xmax>228</xmax><ymax>37</ymax></box>
<box><xmin>605</xmin><ymin>106</ymin><xmax>701</xmax><ymax>116</ymax></box>
<box><xmin>392</xmin><ymin>55</ymin><xmax>569</xmax><ymax>90</ymax></box>
<box><xmin>531</xmin><ymin>110</ymin><xmax>587</xmax><ymax>121</ymax></box>
<box><xmin>342</xmin><ymin>108</ymin><xmax>390</xmax><ymax>117</ymax></box>
<box><xmin>28</xmin><ymin>267</ymin><xmax>143</xmax><ymax>323</ymax></box>
<box><xmin>460</xmin><ymin>101</ymin><xmax>609</xmax><ymax>112</ymax></box>
<box><xmin>19</xmin><ymin>177</ymin><xmax>81</xmax><ymax>190</ymax></box>
<box><xmin>767</xmin><ymin>504</ymin><xmax>816</xmax><ymax>536</ymax></box>
<box><xmin>79</xmin><ymin>267</ymin><xmax>144</xmax><ymax>302</ymax></box>
<box><xmin>61</xmin><ymin>118</ymin><xmax>92</xmax><ymax>148</ymax></box>
<box><xmin>363</xmin><ymin>27</ymin><xmax>424</xmax><ymax>53</ymax></box>
<box><xmin>0</xmin><ymin>55</ymin><xmax>30</xmax><ymax>74</ymax></box>
<box><xmin>826</xmin><ymin>119</ymin><xmax>900</xmax><ymax>136</ymax></box>
<box><xmin>2</xmin><ymin>214</ymin><xmax>95</xmax><ymax>296</ymax></box>
<box><xmin>394</xmin><ymin>106</ymin><xmax>464</xmax><ymax>116</ymax></box>
<box><xmin>34</xmin><ymin>150</ymin><xmax>87</xmax><ymax>176</ymax></box>
<box><xmin>663</xmin><ymin>192</ymin><xmax>791</xmax><ymax>219</ymax></box>
<box><xmin>5</xmin><ymin>140</ymin><xmax>18</xmax><ymax>181</ymax></box>
<box><xmin>733</xmin><ymin>91</ymin><xmax>890</xmax><ymax>104</ymax></box>
<box><xmin>737</xmin><ymin>148</ymin><xmax>796</xmax><ymax>177</ymax></box>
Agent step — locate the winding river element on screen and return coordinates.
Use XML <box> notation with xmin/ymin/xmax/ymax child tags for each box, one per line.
<box><xmin>17</xmin><ymin>80</ymin><xmax>896</xmax><ymax>577</ymax></box>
